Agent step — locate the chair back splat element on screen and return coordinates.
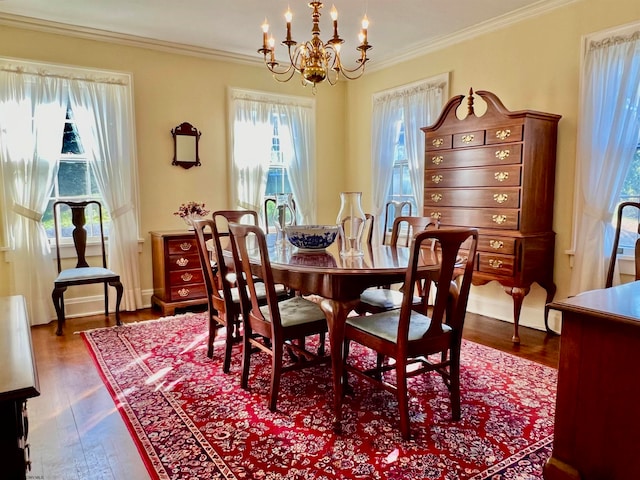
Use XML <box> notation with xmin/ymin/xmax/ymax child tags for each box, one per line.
<box><xmin>343</xmin><ymin>227</ymin><xmax>478</xmax><ymax>440</ymax></box>
<box><xmin>606</xmin><ymin>201</ymin><xmax>640</xmax><ymax>288</ymax></box>
<box><xmin>51</xmin><ymin>200</ymin><xmax>123</xmax><ymax>335</ymax></box>
<box><xmin>228</xmin><ymin>222</ymin><xmax>328</xmax><ymax>411</ymax></box>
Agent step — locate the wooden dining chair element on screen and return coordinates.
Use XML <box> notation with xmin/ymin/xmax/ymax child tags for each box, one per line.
<box><xmin>358</xmin><ymin>216</ymin><xmax>439</xmax><ymax>313</ymax></box>
<box><xmin>383</xmin><ymin>200</ymin><xmax>412</xmax><ymax>245</ymax></box>
<box><xmin>192</xmin><ymin>214</ymin><xmax>288</xmax><ymax>371</ymax></box>
<box><xmin>228</xmin><ymin>222</ymin><xmax>329</xmax><ymax>411</ymax></box>
<box><xmin>343</xmin><ymin>227</ymin><xmax>479</xmax><ymax>440</ymax></box>
<box><xmin>51</xmin><ymin>200</ymin><xmax>123</xmax><ymax>335</ymax></box>
<box><xmin>606</xmin><ymin>201</ymin><xmax>640</xmax><ymax>288</ymax></box>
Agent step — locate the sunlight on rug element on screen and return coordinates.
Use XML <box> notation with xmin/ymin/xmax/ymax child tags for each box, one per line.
<box><xmin>81</xmin><ymin>313</ymin><xmax>556</xmax><ymax>480</ymax></box>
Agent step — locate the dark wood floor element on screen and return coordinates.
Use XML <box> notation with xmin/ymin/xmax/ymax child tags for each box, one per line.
<box><xmin>27</xmin><ymin>309</ymin><xmax>560</xmax><ymax>480</ymax></box>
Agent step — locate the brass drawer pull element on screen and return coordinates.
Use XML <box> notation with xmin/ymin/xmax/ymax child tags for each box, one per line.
<box><xmin>493</xmin><ymin>193</ymin><xmax>508</xmax><ymax>204</ymax></box>
<box><xmin>496</xmin><ymin>129</ymin><xmax>511</xmax><ymax>140</ymax></box>
<box><xmin>489</xmin><ymin>240</ymin><xmax>504</xmax><ymax>250</ymax></box>
<box><xmin>488</xmin><ymin>259</ymin><xmax>503</xmax><ymax>269</ymax></box>
<box><xmin>432</xmin><ymin>155</ymin><xmax>443</xmax><ymax>165</ymax></box>
<box><xmin>462</xmin><ymin>134</ymin><xmax>474</xmax><ymax>144</ymax></box>
<box><xmin>181</xmin><ymin>273</ymin><xmax>193</xmax><ymax>282</ymax></box>
<box><xmin>492</xmin><ymin>214</ymin><xmax>507</xmax><ymax>225</ymax></box>
<box><xmin>430</xmin><ymin>212</ymin><xmax>442</xmax><ymax>220</ymax></box>
<box><xmin>180</xmin><ymin>242</ymin><xmax>192</xmax><ymax>251</ymax></box>
<box><xmin>178</xmin><ymin>288</ymin><xmax>190</xmax><ymax>297</ymax></box>
<box><xmin>495</xmin><ymin>149</ymin><xmax>510</xmax><ymax>160</ymax></box>
<box><xmin>494</xmin><ymin>171</ymin><xmax>509</xmax><ymax>182</ymax></box>
<box><xmin>430</xmin><ymin>193</ymin><xmax>443</xmax><ymax>203</ymax></box>
<box><xmin>176</xmin><ymin>257</ymin><xmax>189</xmax><ymax>267</ymax></box>
<box><xmin>431</xmin><ymin>174</ymin><xmax>443</xmax><ymax>184</ymax></box>
<box><xmin>432</xmin><ymin>138</ymin><xmax>444</xmax><ymax>147</ymax></box>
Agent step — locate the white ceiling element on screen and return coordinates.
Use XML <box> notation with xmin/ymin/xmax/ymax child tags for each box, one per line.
<box><xmin>0</xmin><ymin>0</ymin><xmax>572</xmax><ymax>68</ymax></box>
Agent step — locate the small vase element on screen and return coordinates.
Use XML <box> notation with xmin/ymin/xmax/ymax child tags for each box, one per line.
<box><xmin>336</xmin><ymin>191</ymin><xmax>366</xmax><ymax>257</ymax></box>
<box><xmin>183</xmin><ymin>214</ymin><xmax>204</xmax><ymax>230</ymax></box>
<box><xmin>272</xmin><ymin>193</ymin><xmax>295</xmax><ymax>245</ymax></box>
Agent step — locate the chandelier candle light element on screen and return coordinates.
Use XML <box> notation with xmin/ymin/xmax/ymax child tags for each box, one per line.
<box><xmin>258</xmin><ymin>2</ymin><xmax>372</xmax><ymax>90</ymax></box>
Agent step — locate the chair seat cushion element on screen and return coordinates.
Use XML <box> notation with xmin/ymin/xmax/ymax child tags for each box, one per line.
<box><xmin>359</xmin><ymin>287</ymin><xmax>421</xmax><ymax>309</ymax></box>
<box><xmin>228</xmin><ymin>282</ymin><xmax>287</xmax><ymax>303</ymax></box>
<box><xmin>346</xmin><ymin>309</ymin><xmax>452</xmax><ymax>344</ymax></box>
<box><xmin>260</xmin><ymin>296</ymin><xmax>326</xmax><ymax>327</ymax></box>
<box><xmin>55</xmin><ymin>267</ymin><xmax>118</xmax><ymax>283</ymax></box>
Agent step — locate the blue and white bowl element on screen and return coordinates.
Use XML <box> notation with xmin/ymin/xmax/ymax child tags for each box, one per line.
<box><xmin>284</xmin><ymin>225</ymin><xmax>339</xmax><ymax>251</ymax></box>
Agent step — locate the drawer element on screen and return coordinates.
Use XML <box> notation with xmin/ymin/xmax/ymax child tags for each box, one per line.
<box><xmin>485</xmin><ymin>124</ymin><xmax>524</xmax><ymax>145</ymax></box>
<box><xmin>425</xmin><ymin>165</ymin><xmax>522</xmax><ymax>188</ymax></box>
<box><xmin>425</xmin><ymin>133</ymin><xmax>452</xmax><ymax>151</ymax></box>
<box><xmin>427</xmin><ymin>207</ymin><xmax>520</xmax><ymax>230</ymax></box>
<box><xmin>425</xmin><ymin>144</ymin><xmax>522</xmax><ymax>170</ymax></box>
<box><xmin>453</xmin><ymin>130</ymin><xmax>485</xmax><ymax>148</ymax></box>
<box><xmin>169</xmin><ymin>268</ymin><xmax>204</xmax><ymax>286</ymax></box>
<box><xmin>170</xmin><ymin>283</ymin><xmax>207</xmax><ymax>301</ymax></box>
<box><xmin>167</xmin><ymin>237</ymin><xmax>198</xmax><ymax>255</ymax></box>
<box><xmin>478</xmin><ymin>235</ymin><xmax>517</xmax><ymax>255</ymax></box>
<box><xmin>424</xmin><ymin>187</ymin><xmax>521</xmax><ymax>208</ymax></box>
<box><xmin>477</xmin><ymin>252</ymin><xmax>516</xmax><ymax>277</ymax></box>
<box><xmin>168</xmin><ymin>253</ymin><xmax>200</xmax><ymax>271</ymax></box>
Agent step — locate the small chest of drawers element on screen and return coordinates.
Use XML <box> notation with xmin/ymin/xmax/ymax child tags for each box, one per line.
<box><xmin>150</xmin><ymin>231</ymin><xmax>209</xmax><ymax>315</ymax></box>
<box><xmin>422</xmin><ymin>90</ymin><xmax>561</xmax><ymax>343</ymax></box>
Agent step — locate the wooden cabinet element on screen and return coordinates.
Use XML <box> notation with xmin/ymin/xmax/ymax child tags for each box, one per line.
<box><xmin>150</xmin><ymin>231</ymin><xmax>208</xmax><ymax>315</ymax></box>
<box><xmin>544</xmin><ymin>282</ymin><xmax>640</xmax><ymax>479</ymax></box>
<box><xmin>0</xmin><ymin>296</ymin><xmax>40</xmax><ymax>480</ymax></box>
<box><xmin>421</xmin><ymin>89</ymin><xmax>561</xmax><ymax>342</ymax></box>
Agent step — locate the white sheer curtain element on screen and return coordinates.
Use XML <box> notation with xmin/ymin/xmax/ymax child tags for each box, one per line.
<box><xmin>230</xmin><ymin>93</ymin><xmax>273</xmax><ymax>212</ymax></box>
<box><xmin>229</xmin><ymin>89</ymin><xmax>316</xmax><ymax>222</ymax></box>
<box><xmin>569</xmin><ymin>30</ymin><xmax>640</xmax><ymax>295</ymax></box>
<box><xmin>69</xmin><ymin>79</ymin><xmax>143</xmax><ymax>311</ymax></box>
<box><xmin>371</xmin><ymin>76</ymin><xmax>448</xmax><ymax>245</ymax></box>
<box><xmin>0</xmin><ymin>70</ymin><xmax>66</xmax><ymax>324</ymax></box>
<box><xmin>278</xmin><ymin>101</ymin><xmax>316</xmax><ymax>224</ymax></box>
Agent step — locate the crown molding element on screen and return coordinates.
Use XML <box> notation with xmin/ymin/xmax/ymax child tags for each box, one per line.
<box><xmin>0</xmin><ymin>0</ymin><xmax>581</xmax><ymax>70</ymax></box>
<box><xmin>369</xmin><ymin>0</ymin><xmax>582</xmax><ymax>72</ymax></box>
<box><xmin>0</xmin><ymin>12</ymin><xmax>262</xmax><ymax>66</ymax></box>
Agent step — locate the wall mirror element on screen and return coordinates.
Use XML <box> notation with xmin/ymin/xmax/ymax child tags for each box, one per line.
<box><xmin>171</xmin><ymin>122</ymin><xmax>201</xmax><ymax>169</ymax></box>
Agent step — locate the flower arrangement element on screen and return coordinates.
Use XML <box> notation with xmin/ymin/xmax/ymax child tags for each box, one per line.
<box><xmin>173</xmin><ymin>201</ymin><xmax>210</xmax><ymax>219</ymax></box>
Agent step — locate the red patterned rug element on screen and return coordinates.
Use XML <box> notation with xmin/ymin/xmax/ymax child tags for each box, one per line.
<box><xmin>81</xmin><ymin>313</ymin><xmax>556</xmax><ymax>480</ymax></box>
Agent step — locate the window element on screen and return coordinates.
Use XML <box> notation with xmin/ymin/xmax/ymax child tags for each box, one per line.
<box><xmin>265</xmin><ymin>112</ymin><xmax>292</xmax><ymax>196</ymax></box>
<box><xmin>42</xmin><ymin>104</ymin><xmax>110</xmax><ymax>241</ymax></box>
<box><xmin>614</xmin><ymin>144</ymin><xmax>640</xmax><ymax>253</ymax></box>
<box><xmin>386</xmin><ymin>117</ymin><xmax>417</xmax><ymax>231</ymax></box>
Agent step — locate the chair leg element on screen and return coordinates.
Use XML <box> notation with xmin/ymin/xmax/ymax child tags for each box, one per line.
<box><xmin>342</xmin><ymin>340</ymin><xmax>350</xmax><ymax>393</ymax></box>
<box><xmin>207</xmin><ymin>311</ymin><xmax>217</xmax><ymax>359</ymax></box>
<box><xmin>396</xmin><ymin>358</ymin><xmax>411</xmax><ymax>441</ymax></box>
<box><xmin>269</xmin><ymin>342</ymin><xmax>283</xmax><ymax>412</ymax></box>
<box><xmin>241</xmin><ymin>331</ymin><xmax>252</xmax><ymax>390</ymax></box>
<box><xmin>111</xmin><ymin>280</ymin><xmax>123</xmax><ymax>326</ymax></box>
<box><xmin>52</xmin><ymin>286</ymin><xmax>67</xmax><ymax>336</ymax></box>
<box><xmin>450</xmin><ymin>346</ymin><xmax>461</xmax><ymax>421</ymax></box>
<box><xmin>318</xmin><ymin>332</ymin><xmax>326</xmax><ymax>357</ymax></box>
<box><xmin>223</xmin><ymin>321</ymin><xmax>234</xmax><ymax>374</ymax></box>
<box><xmin>103</xmin><ymin>283</ymin><xmax>109</xmax><ymax>316</ymax></box>
<box><xmin>375</xmin><ymin>353</ymin><xmax>385</xmax><ymax>380</ymax></box>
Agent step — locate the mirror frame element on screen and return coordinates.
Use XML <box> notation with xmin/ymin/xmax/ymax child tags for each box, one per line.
<box><xmin>171</xmin><ymin>122</ymin><xmax>201</xmax><ymax>169</ymax></box>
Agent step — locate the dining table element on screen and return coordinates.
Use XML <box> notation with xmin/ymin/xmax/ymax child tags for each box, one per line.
<box><xmin>232</xmin><ymin>234</ymin><xmax>441</xmax><ymax>433</ymax></box>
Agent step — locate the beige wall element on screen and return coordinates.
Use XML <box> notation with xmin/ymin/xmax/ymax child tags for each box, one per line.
<box><xmin>344</xmin><ymin>0</ymin><xmax>640</xmax><ymax>331</ymax></box>
<box><xmin>1</xmin><ymin>0</ymin><xmax>639</xmax><ymax>330</ymax></box>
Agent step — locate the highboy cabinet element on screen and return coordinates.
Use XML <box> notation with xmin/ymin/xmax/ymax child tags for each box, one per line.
<box><xmin>421</xmin><ymin>89</ymin><xmax>561</xmax><ymax>342</ymax></box>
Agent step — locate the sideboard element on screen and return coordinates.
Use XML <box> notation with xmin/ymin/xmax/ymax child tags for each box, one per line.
<box><xmin>544</xmin><ymin>282</ymin><xmax>640</xmax><ymax>479</ymax></box>
<box><xmin>421</xmin><ymin>89</ymin><xmax>561</xmax><ymax>343</ymax></box>
<box><xmin>150</xmin><ymin>230</ymin><xmax>209</xmax><ymax>315</ymax></box>
<box><xmin>0</xmin><ymin>295</ymin><xmax>40</xmax><ymax>479</ymax></box>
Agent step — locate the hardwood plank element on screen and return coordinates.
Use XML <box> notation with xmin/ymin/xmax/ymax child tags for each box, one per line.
<box><xmin>27</xmin><ymin>309</ymin><xmax>559</xmax><ymax>478</ymax></box>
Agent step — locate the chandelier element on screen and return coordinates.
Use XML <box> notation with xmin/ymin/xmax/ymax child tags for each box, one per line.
<box><xmin>258</xmin><ymin>1</ymin><xmax>372</xmax><ymax>90</ymax></box>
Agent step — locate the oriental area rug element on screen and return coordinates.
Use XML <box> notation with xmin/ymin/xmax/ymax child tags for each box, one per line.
<box><xmin>81</xmin><ymin>313</ymin><xmax>557</xmax><ymax>480</ymax></box>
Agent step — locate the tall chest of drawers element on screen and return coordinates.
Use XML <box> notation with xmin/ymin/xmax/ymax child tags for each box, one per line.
<box><xmin>150</xmin><ymin>231</ymin><xmax>208</xmax><ymax>315</ymax></box>
<box><xmin>421</xmin><ymin>89</ymin><xmax>561</xmax><ymax>343</ymax></box>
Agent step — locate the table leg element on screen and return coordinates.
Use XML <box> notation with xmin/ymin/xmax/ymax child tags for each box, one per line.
<box><xmin>319</xmin><ymin>297</ymin><xmax>360</xmax><ymax>434</ymax></box>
